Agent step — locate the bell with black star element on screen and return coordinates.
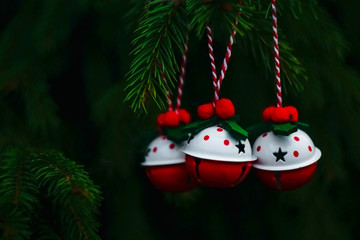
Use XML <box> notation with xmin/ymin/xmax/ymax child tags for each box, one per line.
<box><xmin>252</xmin><ymin>106</ymin><xmax>321</xmax><ymax>191</ymax></box>
<box><xmin>142</xmin><ymin>111</ymin><xmax>198</xmax><ymax>192</ymax></box>
<box><xmin>182</xmin><ymin>99</ymin><xmax>257</xmax><ymax>188</ymax></box>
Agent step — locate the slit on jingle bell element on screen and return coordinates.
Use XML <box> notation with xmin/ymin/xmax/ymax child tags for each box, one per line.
<box><xmin>274</xmin><ymin>172</ymin><xmax>282</xmax><ymax>191</ymax></box>
<box><xmin>236</xmin><ymin>165</ymin><xmax>247</xmax><ymax>182</ymax></box>
<box><xmin>194</xmin><ymin>158</ymin><xmax>201</xmax><ymax>179</ymax></box>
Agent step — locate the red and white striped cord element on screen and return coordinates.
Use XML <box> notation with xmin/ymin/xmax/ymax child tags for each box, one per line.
<box><xmin>217</xmin><ymin>22</ymin><xmax>238</xmax><ymax>90</ymax></box>
<box><xmin>206</xmin><ymin>1</ymin><xmax>242</xmax><ymax>106</ymax></box>
<box><xmin>206</xmin><ymin>23</ymin><xmax>219</xmax><ymax>107</ymax></box>
<box><xmin>160</xmin><ymin>69</ymin><xmax>174</xmax><ymax>111</ymax></box>
<box><xmin>272</xmin><ymin>0</ymin><xmax>282</xmax><ymax>107</ymax></box>
<box><xmin>159</xmin><ymin>37</ymin><xmax>189</xmax><ymax>112</ymax></box>
<box><xmin>175</xmin><ymin>37</ymin><xmax>189</xmax><ymax>112</ymax></box>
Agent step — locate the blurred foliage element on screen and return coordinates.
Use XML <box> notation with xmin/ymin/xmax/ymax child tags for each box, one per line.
<box><xmin>126</xmin><ymin>0</ymin><xmax>312</xmax><ymax>112</ymax></box>
<box><xmin>0</xmin><ymin>0</ymin><xmax>359</xmax><ymax>239</ymax></box>
<box><xmin>0</xmin><ymin>148</ymin><xmax>102</xmax><ymax>239</ymax></box>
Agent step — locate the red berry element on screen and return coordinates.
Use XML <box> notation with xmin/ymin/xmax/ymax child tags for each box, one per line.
<box><xmin>263</xmin><ymin>106</ymin><xmax>299</xmax><ymax>123</ymax></box>
<box><xmin>272</xmin><ymin>107</ymin><xmax>289</xmax><ymax>123</ymax></box>
<box><xmin>156</xmin><ymin>113</ymin><xmax>166</xmax><ymax>128</ymax></box>
<box><xmin>178</xmin><ymin>109</ymin><xmax>191</xmax><ymax>124</ymax></box>
<box><xmin>197</xmin><ymin>103</ymin><xmax>215</xmax><ymax>120</ymax></box>
<box><xmin>215</xmin><ymin>98</ymin><xmax>235</xmax><ymax>119</ymax></box>
<box><xmin>285</xmin><ymin>106</ymin><xmax>298</xmax><ymax>122</ymax></box>
<box><xmin>163</xmin><ymin>111</ymin><xmax>180</xmax><ymax>127</ymax></box>
<box><xmin>262</xmin><ymin>106</ymin><xmax>276</xmax><ymax>122</ymax></box>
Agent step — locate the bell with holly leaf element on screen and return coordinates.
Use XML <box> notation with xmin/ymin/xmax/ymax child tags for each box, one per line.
<box><xmin>251</xmin><ymin>106</ymin><xmax>321</xmax><ymax>191</ymax></box>
<box><xmin>168</xmin><ymin>99</ymin><xmax>257</xmax><ymax>188</ymax></box>
<box><xmin>250</xmin><ymin>0</ymin><xmax>321</xmax><ymax>191</ymax></box>
<box><xmin>142</xmin><ymin>110</ymin><xmax>198</xmax><ymax>192</ymax></box>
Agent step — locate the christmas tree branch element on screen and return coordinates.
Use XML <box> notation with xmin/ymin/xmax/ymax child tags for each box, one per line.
<box><xmin>0</xmin><ymin>148</ymin><xmax>38</xmax><ymax>240</ymax></box>
<box><xmin>187</xmin><ymin>0</ymin><xmax>255</xmax><ymax>38</ymax></box>
<box><xmin>0</xmin><ymin>148</ymin><xmax>103</xmax><ymax>239</ymax></box>
<box><xmin>35</xmin><ymin>221</ymin><xmax>63</xmax><ymax>240</ymax></box>
<box><xmin>238</xmin><ymin>11</ymin><xmax>306</xmax><ymax>93</ymax></box>
<box><xmin>125</xmin><ymin>0</ymin><xmax>313</xmax><ymax>111</ymax></box>
<box><xmin>125</xmin><ymin>0</ymin><xmax>189</xmax><ymax>112</ymax></box>
<box><xmin>0</xmin><ymin>209</ymin><xmax>32</xmax><ymax>240</ymax></box>
<box><xmin>189</xmin><ymin>0</ymin><xmax>308</xmax><ymax>94</ymax></box>
<box><xmin>30</xmin><ymin>151</ymin><xmax>102</xmax><ymax>240</ymax></box>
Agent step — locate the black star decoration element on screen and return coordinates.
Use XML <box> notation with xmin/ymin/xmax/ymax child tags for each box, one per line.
<box><xmin>187</xmin><ymin>135</ymin><xmax>194</xmax><ymax>144</ymax></box>
<box><xmin>273</xmin><ymin>147</ymin><xmax>287</xmax><ymax>162</ymax></box>
<box><xmin>235</xmin><ymin>141</ymin><xmax>245</xmax><ymax>154</ymax></box>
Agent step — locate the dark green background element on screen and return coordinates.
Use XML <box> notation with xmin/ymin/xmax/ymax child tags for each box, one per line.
<box><xmin>0</xmin><ymin>0</ymin><xmax>359</xmax><ymax>239</ymax></box>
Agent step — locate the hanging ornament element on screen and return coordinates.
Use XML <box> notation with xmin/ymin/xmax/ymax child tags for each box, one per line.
<box><xmin>183</xmin><ymin>111</ymin><xmax>256</xmax><ymax>188</ymax></box>
<box><xmin>143</xmin><ymin>134</ymin><xmax>197</xmax><ymax>192</ymax></box>
<box><xmin>142</xmin><ymin>39</ymin><xmax>197</xmax><ymax>192</ymax></box>
<box><xmin>251</xmin><ymin>107</ymin><xmax>321</xmax><ymax>191</ymax></box>
<box><xmin>251</xmin><ymin>0</ymin><xmax>321</xmax><ymax>191</ymax></box>
<box><xmin>172</xmin><ymin>6</ymin><xmax>256</xmax><ymax>188</ymax></box>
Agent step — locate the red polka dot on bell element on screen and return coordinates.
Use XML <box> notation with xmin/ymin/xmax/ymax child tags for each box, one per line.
<box><xmin>262</xmin><ymin>133</ymin><xmax>267</xmax><ymax>137</ymax></box>
<box><xmin>153</xmin><ymin>147</ymin><xmax>157</xmax><ymax>153</ymax></box>
<box><xmin>217</xmin><ymin>128</ymin><xmax>223</xmax><ymax>132</ymax></box>
<box><xmin>169</xmin><ymin>144</ymin><xmax>175</xmax><ymax>149</ymax></box>
<box><xmin>293</xmin><ymin>151</ymin><xmax>299</xmax><ymax>157</ymax></box>
<box><xmin>308</xmin><ymin>146</ymin><xmax>312</xmax><ymax>152</ymax></box>
<box><xmin>294</xmin><ymin>136</ymin><xmax>300</xmax><ymax>141</ymax></box>
<box><xmin>257</xmin><ymin>146</ymin><xmax>261</xmax><ymax>152</ymax></box>
<box><xmin>224</xmin><ymin>140</ymin><xmax>229</xmax><ymax>146</ymax></box>
<box><xmin>162</xmin><ymin>136</ymin><xmax>167</xmax><ymax>140</ymax></box>
<box><xmin>204</xmin><ymin>135</ymin><xmax>210</xmax><ymax>141</ymax></box>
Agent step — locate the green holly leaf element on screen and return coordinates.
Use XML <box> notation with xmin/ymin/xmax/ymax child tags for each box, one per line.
<box><xmin>246</xmin><ymin>121</ymin><xmax>310</xmax><ymax>137</ymax></box>
<box><xmin>221</xmin><ymin>120</ymin><xmax>248</xmax><ymax>140</ymax></box>
<box><xmin>166</xmin><ymin>127</ymin><xmax>189</xmax><ymax>143</ymax></box>
<box><xmin>273</xmin><ymin>123</ymin><xmax>298</xmax><ymax>135</ymax></box>
<box><xmin>166</xmin><ymin>118</ymin><xmax>217</xmax><ymax>143</ymax></box>
<box><xmin>246</xmin><ymin>122</ymin><xmax>273</xmax><ymax>137</ymax></box>
<box><xmin>295</xmin><ymin>121</ymin><xmax>310</xmax><ymax>129</ymax></box>
<box><xmin>181</xmin><ymin>118</ymin><xmax>216</xmax><ymax>132</ymax></box>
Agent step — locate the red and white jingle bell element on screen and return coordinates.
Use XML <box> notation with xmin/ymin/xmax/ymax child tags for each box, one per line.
<box><xmin>142</xmin><ymin>136</ymin><xmax>197</xmax><ymax>192</ymax></box>
<box><xmin>252</xmin><ymin>129</ymin><xmax>321</xmax><ymax>191</ymax></box>
<box><xmin>182</xmin><ymin>125</ymin><xmax>256</xmax><ymax>188</ymax></box>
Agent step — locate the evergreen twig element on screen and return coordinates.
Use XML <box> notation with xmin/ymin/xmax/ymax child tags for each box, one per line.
<box><xmin>125</xmin><ymin>0</ymin><xmax>189</xmax><ymax>112</ymax></box>
<box><xmin>0</xmin><ymin>148</ymin><xmax>102</xmax><ymax>240</ymax></box>
<box><xmin>0</xmin><ymin>148</ymin><xmax>38</xmax><ymax>240</ymax></box>
<box><xmin>125</xmin><ymin>0</ymin><xmax>311</xmax><ymax>111</ymax></box>
<box><xmin>238</xmin><ymin>10</ymin><xmax>307</xmax><ymax>93</ymax></box>
<box><xmin>31</xmin><ymin>151</ymin><xmax>102</xmax><ymax>240</ymax></box>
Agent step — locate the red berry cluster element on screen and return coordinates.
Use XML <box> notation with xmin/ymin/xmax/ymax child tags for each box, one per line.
<box><xmin>197</xmin><ymin>98</ymin><xmax>235</xmax><ymax>120</ymax></box>
<box><xmin>262</xmin><ymin>106</ymin><xmax>298</xmax><ymax>123</ymax></box>
<box><xmin>157</xmin><ymin>109</ymin><xmax>191</xmax><ymax>129</ymax></box>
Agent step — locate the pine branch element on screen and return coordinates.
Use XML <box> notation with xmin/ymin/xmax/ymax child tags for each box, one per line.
<box><xmin>237</xmin><ymin>10</ymin><xmax>306</xmax><ymax>93</ymax></box>
<box><xmin>0</xmin><ymin>148</ymin><xmax>38</xmax><ymax>240</ymax></box>
<box><xmin>125</xmin><ymin>0</ymin><xmax>311</xmax><ymax>111</ymax></box>
<box><xmin>123</xmin><ymin>0</ymin><xmax>147</xmax><ymax>33</ymax></box>
<box><xmin>188</xmin><ymin>0</ymin><xmax>306</xmax><ymax>94</ymax></box>
<box><xmin>35</xmin><ymin>219</ymin><xmax>63</xmax><ymax>240</ymax></box>
<box><xmin>285</xmin><ymin>1</ymin><xmax>360</xmax><ymax>109</ymax></box>
<box><xmin>187</xmin><ymin>0</ymin><xmax>255</xmax><ymax>38</ymax></box>
<box><xmin>0</xmin><ymin>209</ymin><xmax>31</xmax><ymax>240</ymax></box>
<box><xmin>30</xmin><ymin>151</ymin><xmax>102</xmax><ymax>240</ymax></box>
<box><xmin>125</xmin><ymin>0</ymin><xmax>189</xmax><ymax>112</ymax></box>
